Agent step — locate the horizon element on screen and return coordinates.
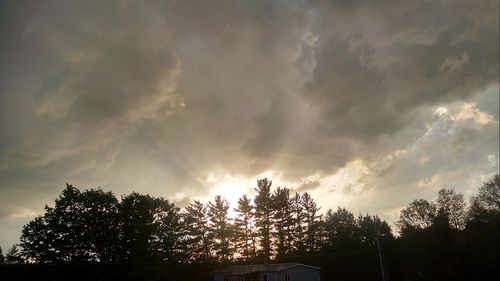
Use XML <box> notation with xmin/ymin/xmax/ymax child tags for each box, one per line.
<box><xmin>1</xmin><ymin>0</ymin><xmax>499</xmax><ymax>256</ymax></box>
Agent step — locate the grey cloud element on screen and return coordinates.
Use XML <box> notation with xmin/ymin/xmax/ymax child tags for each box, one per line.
<box><xmin>0</xmin><ymin>0</ymin><xmax>498</xmax><ymax>250</ymax></box>
<box><xmin>282</xmin><ymin>0</ymin><xmax>499</xmax><ymax>176</ymax></box>
<box><xmin>294</xmin><ymin>180</ymin><xmax>320</xmax><ymax>193</ymax></box>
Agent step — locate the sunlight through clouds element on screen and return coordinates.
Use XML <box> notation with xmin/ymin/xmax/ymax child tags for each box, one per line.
<box><xmin>0</xmin><ymin>0</ymin><xmax>498</xmax><ymax>251</ymax></box>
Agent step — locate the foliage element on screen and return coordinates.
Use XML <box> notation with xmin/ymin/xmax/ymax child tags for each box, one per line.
<box><xmin>397</xmin><ymin>199</ymin><xmax>436</xmax><ymax>232</ymax></box>
<box><xmin>207</xmin><ymin>195</ymin><xmax>232</xmax><ymax>262</ymax></box>
<box><xmin>233</xmin><ymin>195</ymin><xmax>256</xmax><ymax>260</ymax></box>
<box><xmin>5</xmin><ymin>244</ymin><xmax>22</xmax><ymax>264</ymax></box>
<box><xmin>16</xmin><ymin>174</ymin><xmax>500</xmax><ymax>281</ymax></box>
<box><xmin>253</xmin><ymin>178</ymin><xmax>273</xmax><ymax>262</ymax></box>
<box><xmin>182</xmin><ymin>200</ymin><xmax>212</xmax><ymax>262</ymax></box>
<box><xmin>471</xmin><ymin>174</ymin><xmax>500</xmax><ymax>212</ymax></box>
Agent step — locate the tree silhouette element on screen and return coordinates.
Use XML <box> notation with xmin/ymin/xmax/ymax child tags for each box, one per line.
<box><xmin>323</xmin><ymin>207</ymin><xmax>359</xmax><ymax>251</ymax></box>
<box><xmin>117</xmin><ymin>192</ymin><xmax>181</xmax><ymax>262</ymax></box>
<box><xmin>397</xmin><ymin>199</ymin><xmax>436</xmax><ymax>233</ymax></box>
<box><xmin>183</xmin><ymin>200</ymin><xmax>212</xmax><ymax>262</ymax></box>
<box><xmin>208</xmin><ymin>195</ymin><xmax>232</xmax><ymax>262</ymax></box>
<box><xmin>5</xmin><ymin>244</ymin><xmax>22</xmax><ymax>264</ymax></box>
<box><xmin>291</xmin><ymin>192</ymin><xmax>305</xmax><ymax>254</ymax></box>
<box><xmin>472</xmin><ymin>174</ymin><xmax>500</xmax><ymax>212</ymax></box>
<box><xmin>272</xmin><ymin>187</ymin><xmax>293</xmax><ymax>258</ymax></box>
<box><xmin>13</xmin><ymin>175</ymin><xmax>500</xmax><ymax>281</ymax></box>
<box><xmin>233</xmin><ymin>195</ymin><xmax>256</xmax><ymax>260</ymax></box>
<box><xmin>436</xmin><ymin>188</ymin><xmax>466</xmax><ymax>230</ymax></box>
<box><xmin>20</xmin><ymin>184</ymin><xmax>120</xmax><ymax>262</ymax></box>
<box><xmin>254</xmin><ymin>178</ymin><xmax>273</xmax><ymax>262</ymax></box>
<box><xmin>301</xmin><ymin>192</ymin><xmax>321</xmax><ymax>253</ymax></box>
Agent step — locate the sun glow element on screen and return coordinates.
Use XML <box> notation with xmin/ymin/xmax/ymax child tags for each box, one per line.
<box><xmin>204</xmin><ymin>173</ymin><xmax>254</xmax><ymax>217</ymax></box>
<box><xmin>200</xmin><ymin>163</ymin><xmax>373</xmax><ymax>219</ymax></box>
<box><xmin>202</xmin><ymin>170</ymin><xmax>287</xmax><ymax>217</ymax></box>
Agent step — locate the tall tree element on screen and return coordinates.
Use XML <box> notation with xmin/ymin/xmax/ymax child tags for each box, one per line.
<box><xmin>464</xmin><ymin>174</ymin><xmax>500</xmax><ymax>280</ymax></box>
<box><xmin>183</xmin><ymin>200</ymin><xmax>212</xmax><ymax>262</ymax></box>
<box><xmin>358</xmin><ymin>214</ymin><xmax>393</xmax><ymax>248</ymax></box>
<box><xmin>0</xmin><ymin>246</ymin><xmax>4</xmax><ymax>264</ymax></box>
<box><xmin>233</xmin><ymin>195</ymin><xmax>257</xmax><ymax>260</ymax></box>
<box><xmin>254</xmin><ymin>178</ymin><xmax>273</xmax><ymax>262</ymax></box>
<box><xmin>291</xmin><ymin>192</ymin><xmax>305</xmax><ymax>254</ymax></box>
<box><xmin>272</xmin><ymin>187</ymin><xmax>293</xmax><ymax>258</ymax></box>
<box><xmin>208</xmin><ymin>195</ymin><xmax>232</xmax><ymax>262</ymax></box>
<box><xmin>301</xmin><ymin>192</ymin><xmax>321</xmax><ymax>252</ymax></box>
<box><xmin>323</xmin><ymin>207</ymin><xmax>359</xmax><ymax>251</ymax></box>
<box><xmin>397</xmin><ymin>199</ymin><xmax>437</xmax><ymax>233</ymax></box>
<box><xmin>468</xmin><ymin>175</ymin><xmax>500</xmax><ymax>225</ymax></box>
<box><xmin>473</xmin><ymin>174</ymin><xmax>500</xmax><ymax>212</ymax></box>
<box><xmin>152</xmin><ymin>198</ymin><xmax>183</xmax><ymax>262</ymax></box>
<box><xmin>20</xmin><ymin>215</ymin><xmax>57</xmax><ymax>263</ymax></box>
<box><xmin>436</xmin><ymin>188</ymin><xmax>466</xmax><ymax>230</ymax></box>
<box><xmin>118</xmin><ymin>193</ymin><xmax>181</xmax><ymax>262</ymax></box>
<box><xmin>78</xmin><ymin>188</ymin><xmax>121</xmax><ymax>261</ymax></box>
<box><xmin>20</xmin><ymin>184</ymin><xmax>120</xmax><ymax>263</ymax></box>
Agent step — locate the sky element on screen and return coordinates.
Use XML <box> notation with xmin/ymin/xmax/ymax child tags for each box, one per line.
<box><xmin>0</xmin><ymin>0</ymin><xmax>498</xmax><ymax>251</ymax></box>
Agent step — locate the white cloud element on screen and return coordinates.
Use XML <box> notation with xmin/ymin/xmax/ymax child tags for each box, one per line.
<box><xmin>452</xmin><ymin>102</ymin><xmax>497</xmax><ymax>125</ymax></box>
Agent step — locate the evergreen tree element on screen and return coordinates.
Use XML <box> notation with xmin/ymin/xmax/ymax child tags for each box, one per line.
<box><xmin>183</xmin><ymin>200</ymin><xmax>212</xmax><ymax>261</ymax></box>
<box><xmin>0</xmin><ymin>246</ymin><xmax>4</xmax><ymax>264</ymax></box>
<box><xmin>5</xmin><ymin>244</ymin><xmax>22</xmax><ymax>264</ymax></box>
<box><xmin>291</xmin><ymin>192</ymin><xmax>305</xmax><ymax>254</ymax></box>
<box><xmin>254</xmin><ymin>178</ymin><xmax>273</xmax><ymax>262</ymax></box>
<box><xmin>208</xmin><ymin>195</ymin><xmax>232</xmax><ymax>262</ymax></box>
<box><xmin>301</xmin><ymin>192</ymin><xmax>321</xmax><ymax>252</ymax></box>
<box><xmin>153</xmin><ymin>198</ymin><xmax>183</xmax><ymax>262</ymax></box>
<box><xmin>233</xmin><ymin>195</ymin><xmax>257</xmax><ymax>260</ymax></box>
<box><xmin>272</xmin><ymin>187</ymin><xmax>293</xmax><ymax>258</ymax></box>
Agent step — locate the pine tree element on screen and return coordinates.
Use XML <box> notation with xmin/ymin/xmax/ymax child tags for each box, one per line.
<box><xmin>234</xmin><ymin>195</ymin><xmax>257</xmax><ymax>260</ymax></box>
<box><xmin>291</xmin><ymin>192</ymin><xmax>305</xmax><ymax>254</ymax></box>
<box><xmin>272</xmin><ymin>187</ymin><xmax>293</xmax><ymax>258</ymax></box>
<box><xmin>183</xmin><ymin>200</ymin><xmax>212</xmax><ymax>262</ymax></box>
<box><xmin>302</xmin><ymin>192</ymin><xmax>321</xmax><ymax>252</ymax></box>
<box><xmin>5</xmin><ymin>244</ymin><xmax>22</xmax><ymax>264</ymax></box>
<box><xmin>208</xmin><ymin>195</ymin><xmax>232</xmax><ymax>262</ymax></box>
<box><xmin>254</xmin><ymin>178</ymin><xmax>273</xmax><ymax>262</ymax></box>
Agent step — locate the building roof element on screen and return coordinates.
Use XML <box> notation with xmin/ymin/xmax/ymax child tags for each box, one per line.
<box><xmin>214</xmin><ymin>263</ymin><xmax>320</xmax><ymax>275</ymax></box>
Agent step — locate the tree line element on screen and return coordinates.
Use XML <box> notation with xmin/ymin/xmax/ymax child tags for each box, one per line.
<box><xmin>1</xmin><ymin>175</ymin><xmax>499</xmax><ymax>281</ymax></box>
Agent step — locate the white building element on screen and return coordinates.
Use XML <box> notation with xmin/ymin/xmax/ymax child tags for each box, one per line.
<box><xmin>214</xmin><ymin>263</ymin><xmax>321</xmax><ymax>281</ymax></box>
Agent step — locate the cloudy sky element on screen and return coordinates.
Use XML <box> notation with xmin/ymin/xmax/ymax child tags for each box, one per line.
<box><xmin>0</xmin><ymin>0</ymin><xmax>498</xmax><ymax>251</ymax></box>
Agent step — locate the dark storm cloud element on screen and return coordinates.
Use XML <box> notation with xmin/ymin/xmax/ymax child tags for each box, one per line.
<box><xmin>0</xmin><ymin>0</ymin><xmax>498</xmax><ymax>250</ymax></box>
<box><xmin>291</xmin><ymin>0</ymin><xmax>499</xmax><ymax>174</ymax></box>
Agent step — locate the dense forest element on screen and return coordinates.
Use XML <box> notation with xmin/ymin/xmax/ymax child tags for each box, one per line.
<box><xmin>1</xmin><ymin>175</ymin><xmax>499</xmax><ymax>281</ymax></box>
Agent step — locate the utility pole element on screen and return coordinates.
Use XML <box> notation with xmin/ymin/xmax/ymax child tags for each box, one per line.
<box><xmin>375</xmin><ymin>223</ymin><xmax>387</xmax><ymax>281</ymax></box>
